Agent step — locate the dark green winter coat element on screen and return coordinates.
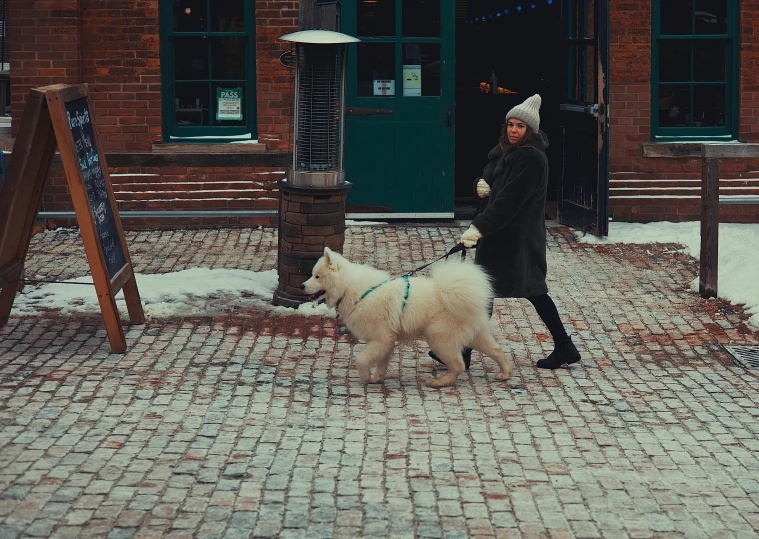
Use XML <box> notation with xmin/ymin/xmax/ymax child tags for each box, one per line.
<box><xmin>471</xmin><ymin>131</ymin><xmax>549</xmax><ymax>298</ymax></box>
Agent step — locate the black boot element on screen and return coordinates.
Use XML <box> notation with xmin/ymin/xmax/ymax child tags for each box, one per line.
<box><xmin>429</xmin><ymin>348</ymin><xmax>472</xmax><ymax>370</ymax></box>
<box><xmin>537</xmin><ymin>337</ymin><xmax>581</xmax><ymax>370</ymax></box>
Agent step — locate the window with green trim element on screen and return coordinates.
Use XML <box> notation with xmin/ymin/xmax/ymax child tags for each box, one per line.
<box><xmin>651</xmin><ymin>0</ymin><xmax>738</xmax><ymax>140</ymax></box>
<box><xmin>159</xmin><ymin>0</ymin><xmax>256</xmax><ymax>142</ymax></box>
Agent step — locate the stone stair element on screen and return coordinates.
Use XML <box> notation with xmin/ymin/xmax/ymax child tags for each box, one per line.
<box><xmin>108</xmin><ymin>172</ymin><xmax>285</xmax><ymax>212</ymax></box>
<box><xmin>609</xmin><ymin>174</ymin><xmax>759</xmax><ymax>222</ymax></box>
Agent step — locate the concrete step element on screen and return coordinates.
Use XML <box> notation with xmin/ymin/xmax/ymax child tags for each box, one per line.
<box><xmin>611</xmin><ymin>186</ymin><xmax>759</xmax><ymax>197</ymax></box>
<box><xmin>609</xmin><ymin>178</ymin><xmax>759</xmax><ymax>189</ymax></box>
<box><xmin>113</xmin><ymin>189</ymin><xmax>272</xmax><ymax>201</ymax></box>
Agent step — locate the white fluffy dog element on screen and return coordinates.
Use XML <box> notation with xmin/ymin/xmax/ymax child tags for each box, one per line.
<box><xmin>302</xmin><ymin>247</ymin><xmax>514</xmax><ymax>387</ymax></box>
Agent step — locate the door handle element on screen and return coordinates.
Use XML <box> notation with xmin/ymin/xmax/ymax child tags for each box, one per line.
<box><xmin>560</xmin><ymin>103</ymin><xmax>602</xmax><ymax>117</ymax></box>
<box><xmin>345</xmin><ymin>107</ymin><xmax>394</xmax><ymax>115</ymax></box>
<box><xmin>446</xmin><ymin>108</ymin><xmax>452</xmax><ymax>127</ymax></box>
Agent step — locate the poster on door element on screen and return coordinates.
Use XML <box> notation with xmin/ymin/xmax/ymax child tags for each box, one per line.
<box><xmin>216</xmin><ymin>88</ymin><xmax>243</xmax><ymax>121</ymax></box>
<box><xmin>403</xmin><ymin>65</ymin><xmax>421</xmax><ymax>96</ymax></box>
<box><xmin>373</xmin><ymin>80</ymin><xmax>395</xmax><ymax>96</ymax></box>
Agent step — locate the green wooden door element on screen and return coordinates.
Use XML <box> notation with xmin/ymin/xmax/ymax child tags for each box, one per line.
<box><xmin>342</xmin><ymin>0</ymin><xmax>455</xmax><ymax>217</ymax></box>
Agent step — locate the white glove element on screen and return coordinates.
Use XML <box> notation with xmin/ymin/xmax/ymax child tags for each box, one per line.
<box><xmin>476</xmin><ymin>179</ymin><xmax>490</xmax><ymax>199</ymax></box>
<box><xmin>460</xmin><ymin>225</ymin><xmax>482</xmax><ymax>248</ymax></box>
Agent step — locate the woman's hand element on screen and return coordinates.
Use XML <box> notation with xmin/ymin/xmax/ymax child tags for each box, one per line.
<box><xmin>476</xmin><ymin>179</ymin><xmax>490</xmax><ymax>199</ymax></box>
<box><xmin>460</xmin><ymin>224</ymin><xmax>482</xmax><ymax>247</ymax></box>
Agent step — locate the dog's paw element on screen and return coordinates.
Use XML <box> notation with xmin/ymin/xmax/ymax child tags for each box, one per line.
<box><xmin>496</xmin><ymin>371</ymin><xmax>512</xmax><ymax>381</ymax></box>
<box><xmin>426</xmin><ymin>375</ymin><xmax>458</xmax><ymax>388</ymax></box>
<box><xmin>369</xmin><ymin>375</ymin><xmax>384</xmax><ymax>384</ymax></box>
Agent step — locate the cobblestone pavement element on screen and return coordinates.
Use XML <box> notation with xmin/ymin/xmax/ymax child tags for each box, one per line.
<box><xmin>2</xmin><ymin>225</ymin><xmax>759</xmax><ymax>539</ymax></box>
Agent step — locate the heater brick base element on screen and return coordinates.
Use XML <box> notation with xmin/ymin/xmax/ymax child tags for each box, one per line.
<box><xmin>273</xmin><ymin>180</ymin><xmax>353</xmax><ymax>308</ymax></box>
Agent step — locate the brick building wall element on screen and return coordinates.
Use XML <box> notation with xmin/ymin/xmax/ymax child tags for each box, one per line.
<box><xmin>10</xmin><ymin>1</ymin><xmax>759</xmax><ymax>226</ymax></box>
<box><xmin>9</xmin><ymin>0</ymin><xmax>296</xmax><ymax>228</ymax></box>
<box><xmin>608</xmin><ymin>0</ymin><xmax>759</xmax><ymax>222</ymax></box>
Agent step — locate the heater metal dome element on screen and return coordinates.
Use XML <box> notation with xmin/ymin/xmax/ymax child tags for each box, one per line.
<box><xmin>279</xmin><ymin>30</ymin><xmax>361</xmax><ymax>45</ymax></box>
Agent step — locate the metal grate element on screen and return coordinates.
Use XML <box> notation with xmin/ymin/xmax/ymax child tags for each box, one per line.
<box><xmin>724</xmin><ymin>345</ymin><xmax>759</xmax><ymax>370</ymax></box>
<box><xmin>295</xmin><ymin>44</ymin><xmax>342</xmax><ymax>172</ymax></box>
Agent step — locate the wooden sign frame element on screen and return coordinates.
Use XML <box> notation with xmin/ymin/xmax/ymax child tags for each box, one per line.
<box><xmin>0</xmin><ymin>83</ymin><xmax>144</xmax><ymax>353</ymax></box>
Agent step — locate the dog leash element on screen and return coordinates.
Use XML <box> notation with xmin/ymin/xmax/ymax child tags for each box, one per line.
<box><xmin>335</xmin><ymin>243</ymin><xmax>471</xmax><ymax>337</ymax></box>
<box><xmin>404</xmin><ymin>243</ymin><xmax>470</xmax><ymax>277</ymax></box>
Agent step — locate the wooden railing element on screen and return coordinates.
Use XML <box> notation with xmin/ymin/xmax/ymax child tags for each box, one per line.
<box><xmin>643</xmin><ymin>143</ymin><xmax>759</xmax><ymax>298</ymax></box>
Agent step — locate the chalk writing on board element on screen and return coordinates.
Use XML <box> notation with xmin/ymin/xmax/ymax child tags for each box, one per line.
<box><xmin>65</xmin><ymin>97</ymin><xmax>127</xmax><ymax>280</ymax></box>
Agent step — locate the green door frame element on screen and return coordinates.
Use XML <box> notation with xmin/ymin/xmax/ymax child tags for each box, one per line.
<box><xmin>650</xmin><ymin>0</ymin><xmax>739</xmax><ymax>141</ymax></box>
<box><xmin>341</xmin><ymin>0</ymin><xmax>456</xmax><ymax>217</ymax></box>
<box><xmin>158</xmin><ymin>1</ymin><xmax>257</xmax><ymax>142</ymax></box>
<box><xmin>557</xmin><ymin>0</ymin><xmax>610</xmax><ymax>236</ymax></box>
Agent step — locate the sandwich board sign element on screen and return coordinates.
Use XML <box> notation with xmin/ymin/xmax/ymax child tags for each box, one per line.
<box><xmin>0</xmin><ymin>83</ymin><xmax>144</xmax><ymax>353</ymax></box>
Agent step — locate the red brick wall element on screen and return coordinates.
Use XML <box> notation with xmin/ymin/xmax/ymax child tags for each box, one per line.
<box><xmin>9</xmin><ymin>0</ymin><xmax>80</xmax><ymax>125</ymax></box>
<box><xmin>256</xmin><ymin>0</ymin><xmax>298</xmax><ymax>150</ymax></box>
<box><xmin>609</xmin><ymin>0</ymin><xmax>759</xmax><ymax>222</ymax></box>
<box><xmin>740</xmin><ymin>3</ymin><xmax>759</xmax><ymax>142</ymax></box>
<box><xmin>9</xmin><ymin>0</ymin><xmax>296</xmax><ymax>227</ymax></box>
<box><xmin>77</xmin><ymin>0</ymin><xmax>161</xmax><ymax>152</ymax></box>
<box><xmin>11</xmin><ymin>0</ymin><xmax>297</xmax><ymax>148</ymax></box>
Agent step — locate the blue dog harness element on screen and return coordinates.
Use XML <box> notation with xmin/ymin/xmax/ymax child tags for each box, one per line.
<box><xmin>337</xmin><ymin>274</ymin><xmax>410</xmax><ymax>313</ymax></box>
<box><xmin>360</xmin><ymin>275</ymin><xmax>410</xmax><ymax>311</ymax></box>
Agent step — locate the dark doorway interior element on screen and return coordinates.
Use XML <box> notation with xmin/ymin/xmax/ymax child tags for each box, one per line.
<box><xmin>454</xmin><ymin>1</ymin><xmax>562</xmax><ymax>205</ymax></box>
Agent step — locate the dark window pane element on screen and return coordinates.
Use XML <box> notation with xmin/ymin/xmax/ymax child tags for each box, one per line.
<box><xmin>693</xmin><ymin>85</ymin><xmax>725</xmax><ymax>126</ymax></box>
<box><xmin>211</xmin><ymin>0</ymin><xmax>244</xmax><ymax>32</ymax></box>
<box><xmin>657</xmin><ymin>85</ymin><xmax>690</xmax><ymax>127</ymax></box>
<box><xmin>660</xmin><ymin>0</ymin><xmax>692</xmax><ymax>35</ymax></box>
<box><xmin>213</xmin><ymin>84</ymin><xmax>246</xmax><ymax>126</ymax></box>
<box><xmin>175</xmin><ymin>83</ymin><xmax>210</xmax><ymax>126</ymax></box>
<box><xmin>659</xmin><ymin>40</ymin><xmax>691</xmax><ymax>82</ymax></box>
<box><xmin>173</xmin><ymin>0</ymin><xmax>207</xmax><ymax>32</ymax></box>
<box><xmin>402</xmin><ymin>0</ymin><xmax>440</xmax><ymax>37</ymax></box>
<box><xmin>694</xmin><ymin>40</ymin><xmax>725</xmax><ymax>81</ymax></box>
<box><xmin>212</xmin><ymin>37</ymin><xmax>245</xmax><ymax>80</ymax></box>
<box><xmin>568</xmin><ymin>44</ymin><xmax>596</xmax><ymax>101</ymax></box>
<box><xmin>175</xmin><ymin>37</ymin><xmax>209</xmax><ymax>80</ymax></box>
<box><xmin>695</xmin><ymin>0</ymin><xmax>727</xmax><ymax>34</ymax></box>
<box><xmin>402</xmin><ymin>43</ymin><xmax>440</xmax><ymax>96</ymax></box>
<box><xmin>357</xmin><ymin>43</ymin><xmax>396</xmax><ymax>97</ymax></box>
<box><xmin>358</xmin><ymin>0</ymin><xmax>395</xmax><ymax>37</ymax></box>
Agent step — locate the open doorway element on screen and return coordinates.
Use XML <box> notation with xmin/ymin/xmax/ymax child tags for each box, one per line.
<box><xmin>454</xmin><ymin>1</ymin><xmax>562</xmax><ymax>216</ymax></box>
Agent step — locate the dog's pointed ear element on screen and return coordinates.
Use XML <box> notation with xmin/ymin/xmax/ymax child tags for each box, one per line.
<box><xmin>323</xmin><ymin>247</ymin><xmax>339</xmax><ymax>269</ymax></box>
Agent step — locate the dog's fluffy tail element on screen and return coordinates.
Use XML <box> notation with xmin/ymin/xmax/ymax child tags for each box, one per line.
<box><xmin>430</xmin><ymin>259</ymin><xmax>494</xmax><ymax>321</ymax></box>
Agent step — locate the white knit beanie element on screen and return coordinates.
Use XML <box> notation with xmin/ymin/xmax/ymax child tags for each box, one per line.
<box><xmin>505</xmin><ymin>94</ymin><xmax>542</xmax><ymax>133</ymax></box>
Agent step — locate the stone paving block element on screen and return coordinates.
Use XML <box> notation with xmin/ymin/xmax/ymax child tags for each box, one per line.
<box><xmin>2</xmin><ymin>226</ymin><xmax>759</xmax><ymax>537</ymax></box>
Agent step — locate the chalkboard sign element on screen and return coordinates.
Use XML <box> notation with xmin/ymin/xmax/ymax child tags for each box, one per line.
<box><xmin>65</xmin><ymin>97</ymin><xmax>127</xmax><ymax>280</ymax></box>
<box><xmin>0</xmin><ymin>83</ymin><xmax>144</xmax><ymax>353</ymax></box>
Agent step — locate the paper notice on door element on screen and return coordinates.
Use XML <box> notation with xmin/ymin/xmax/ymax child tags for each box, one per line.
<box><xmin>217</xmin><ymin>88</ymin><xmax>243</xmax><ymax>121</ymax></box>
<box><xmin>373</xmin><ymin>80</ymin><xmax>395</xmax><ymax>96</ymax></box>
<box><xmin>403</xmin><ymin>65</ymin><xmax>422</xmax><ymax>96</ymax></box>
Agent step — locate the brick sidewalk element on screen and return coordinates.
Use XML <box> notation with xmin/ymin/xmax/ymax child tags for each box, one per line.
<box><xmin>1</xmin><ymin>225</ymin><xmax>759</xmax><ymax>539</ymax></box>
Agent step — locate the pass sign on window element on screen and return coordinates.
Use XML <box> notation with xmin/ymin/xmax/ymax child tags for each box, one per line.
<box><xmin>216</xmin><ymin>88</ymin><xmax>242</xmax><ymax>121</ymax></box>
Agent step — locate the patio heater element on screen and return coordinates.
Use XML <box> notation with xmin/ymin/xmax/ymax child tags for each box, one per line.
<box><xmin>273</xmin><ymin>30</ymin><xmax>359</xmax><ymax>308</ymax></box>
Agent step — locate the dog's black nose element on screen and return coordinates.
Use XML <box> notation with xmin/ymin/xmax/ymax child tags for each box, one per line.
<box><xmin>300</xmin><ymin>283</ymin><xmax>305</xmax><ymax>290</ymax></box>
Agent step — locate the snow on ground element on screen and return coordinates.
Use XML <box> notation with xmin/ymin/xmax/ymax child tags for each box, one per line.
<box><xmin>11</xmin><ymin>222</ymin><xmax>759</xmax><ymax>329</ymax></box>
<box><xmin>577</xmin><ymin>221</ymin><xmax>759</xmax><ymax>328</ymax></box>
<box><xmin>13</xmin><ymin>268</ymin><xmax>334</xmax><ymax>320</ymax></box>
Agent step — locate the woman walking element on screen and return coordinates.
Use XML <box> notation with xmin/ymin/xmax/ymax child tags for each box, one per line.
<box><xmin>433</xmin><ymin>94</ymin><xmax>581</xmax><ymax>370</ymax></box>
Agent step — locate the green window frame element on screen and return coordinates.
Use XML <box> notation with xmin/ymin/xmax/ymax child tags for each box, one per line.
<box><xmin>651</xmin><ymin>0</ymin><xmax>738</xmax><ymax>141</ymax></box>
<box><xmin>159</xmin><ymin>1</ymin><xmax>257</xmax><ymax>142</ymax></box>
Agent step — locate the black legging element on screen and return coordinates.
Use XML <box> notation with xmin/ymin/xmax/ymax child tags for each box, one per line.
<box><xmin>487</xmin><ymin>294</ymin><xmax>568</xmax><ymax>343</ymax></box>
